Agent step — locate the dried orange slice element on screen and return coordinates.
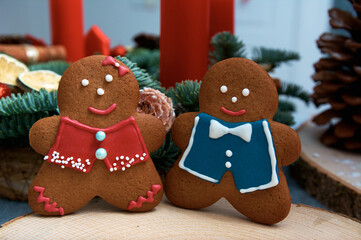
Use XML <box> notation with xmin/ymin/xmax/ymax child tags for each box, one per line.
<box><xmin>0</xmin><ymin>53</ymin><xmax>29</xmax><ymax>86</ymax></box>
<box><xmin>17</xmin><ymin>70</ymin><xmax>61</xmax><ymax>91</ymax></box>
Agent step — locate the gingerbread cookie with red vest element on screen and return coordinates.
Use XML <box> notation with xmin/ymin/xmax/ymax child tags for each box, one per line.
<box><xmin>28</xmin><ymin>55</ymin><xmax>165</xmax><ymax>215</ymax></box>
<box><xmin>165</xmin><ymin>58</ymin><xmax>301</xmax><ymax>225</ymax></box>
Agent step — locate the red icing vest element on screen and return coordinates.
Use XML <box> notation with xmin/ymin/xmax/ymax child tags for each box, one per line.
<box><xmin>44</xmin><ymin>117</ymin><xmax>149</xmax><ymax>173</ymax></box>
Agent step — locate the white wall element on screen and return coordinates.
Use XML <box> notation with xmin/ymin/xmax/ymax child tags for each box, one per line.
<box><xmin>0</xmin><ymin>0</ymin><xmax>334</xmax><ymax>127</ymax></box>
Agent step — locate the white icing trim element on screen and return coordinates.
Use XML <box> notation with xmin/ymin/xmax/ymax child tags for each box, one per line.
<box><xmin>179</xmin><ymin>116</ymin><xmax>219</xmax><ymax>183</ymax></box>
<box><xmin>239</xmin><ymin>120</ymin><xmax>279</xmax><ymax>193</ymax></box>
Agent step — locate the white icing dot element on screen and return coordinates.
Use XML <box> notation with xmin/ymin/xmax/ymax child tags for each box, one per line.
<box><xmin>110</xmin><ymin>168</ymin><xmax>114</xmax><ymax>172</ymax></box>
<box><xmin>126</xmin><ymin>157</ymin><xmax>129</xmax><ymax>160</ymax></box>
<box><xmin>135</xmin><ymin>154</ymin><xmax>139</xmax><ymax>158</ymax></box>
<box><xmin>242</xmin><ymin>88</ymin><xmax>250</xmax><ymax>96</ymax></box>
<box><xmin>61</xmin><ymin>165</ymin><xmax>65</xmax><ymax>169</ymax></box>
<box><xmin>120</xmin><ymin>156</ymin><xmax>124</xmax><ymax>159</ymax></box>
<box><xmin>105</xmin><ymin>74</ymin><xmax>113</xmax><ymax>82</ymax></box>
<box><xmin>226</xmin><ymin>150</ymin><xmax>233</xmax><ymax>157</ymax></box>
<box><xmin>126</xmin><ymin>164</ymin><xmax>131</xmax><ymax>168</ymax></box>
<box><xmin>116</xmin><ymin>157</ymin><xmax>119</xmax><ymax>160</ymax></box>
<box><xmin>114</xmin><ymin>167</ymin><xmax>117</xmax><ymax>171</ymax></box>
<box><xmin>140</xmin><ymin>157</ymin><xmax>144</xmax><ymax>161</ymax></box>
<box><xmin>143</xmin><ymin>153</ymin><xmax>146</xmax><ymax>156</ymax></box>
<box><xmin>77</xmin><ymin>159</ymin><xmax>81</xmax><ymax>162</ymax></box>
<box><xmin>225</xmin><ymin>161</ymin><xmax>232</xmax><ymax>168</ymax></box>
<box><xmin>121</xmin><ymin>161</ymin><xmax>124</xmax><ymax>165</ymax></box>
<box><xmin>83</xmin><ymin>169</ymin><xmax>86</xmax><ymax>172</ymax></box>
<box><xmin>231</xmin><ymin>96</ymin><xmax>237</xmax><ymax>103</ymax></box>
<box><xmin>122</xmin><ymin>167</ymin><xmax>126</xmax><ymax>171</ymax></box>
<box><xmin>220</xmin><ymin>85</ymin><xmax>228</xmax><ymax>93</ymax></box>
<box><xmin>115</xmin><ymin>63</ymin><xmax>120</xmax><ymax>67</ymax></box>
<box><xmin>44</xmin><ymin>156</ymin><xmax>48</xmax><ymax>160</ymax></box>
<box><xmin>87</xmin><ymin>162</ymin><xmax>91</xmax><ymax>165</ymax></box>
<box><xmin>81</xmin><ymin>79</ymin><xmax>89</xmax><ymax>86</ymax></box>
<box><xmin>97</xmin><ymin>88</ymin><xmax>105</xmax><ymax>96</ymax></box>
<box><xmin>113</xmin><ymin>163</ymin><xmax>117</xmax><ymax>166</ymax></box>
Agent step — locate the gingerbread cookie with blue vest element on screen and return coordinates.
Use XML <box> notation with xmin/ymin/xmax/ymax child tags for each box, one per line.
<box><xmin>28</xmin><ymin>55</ymin><xmax>165</xmax><ymax>215</ymax></box>
<box><xmin>164</xmin><ymin>58</ymin><xmax>301</xmax><ymax>225</ymax></box>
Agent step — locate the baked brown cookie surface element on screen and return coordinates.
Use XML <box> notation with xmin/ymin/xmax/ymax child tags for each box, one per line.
<box><xmin>28</xmin><ymin>55</ymin><xmax>165</xmax><ymax>215</ymax></box>
<box><xmin>165</xmin><ymin>58</ymin><xmax>301</xmax><ymax>225</ymax></box>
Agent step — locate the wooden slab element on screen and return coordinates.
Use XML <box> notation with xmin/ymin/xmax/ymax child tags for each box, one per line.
<box><xmin>1</xmin><ymin>198</ymin><xmax>360</xmax><ymax>239</ymax></box>
<box><xmin>291</xmin><ymin>120</ymin><xmax>361</xmax><ymax>219</ymax></box>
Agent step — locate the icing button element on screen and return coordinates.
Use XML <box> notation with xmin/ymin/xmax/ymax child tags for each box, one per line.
<box><xmin>226</xmin><ymin>150</ymin><xmax>233</xmax><ymax>157</ymax></box>
<box><xmin>225</xmin><ymin>161</ymin><xmax>232</xmax><ymax>168</ymax></box>
<box><xmin>96</xmin><ymin>131</ymin><xmax>106</xmax><ymax>141</ymax></box>
<box><xmin>95</xmin><ymin>148</ymin><xmax>107</xmax><ymax>160</ymax></box>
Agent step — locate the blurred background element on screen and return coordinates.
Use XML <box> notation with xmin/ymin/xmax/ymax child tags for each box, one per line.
<box><xmin>0</xmin><ymin>0</ymin><xmax>349</xmax><ymax>127</ymax></box>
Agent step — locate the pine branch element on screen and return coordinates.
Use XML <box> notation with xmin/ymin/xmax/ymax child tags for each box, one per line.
<box><xmin>278</xmin><ymin>99</ymin><xmax>296</xmax><ymax>112</ymax></box>
<box><xmin>151</xmin><ymin>132</ymin><xmax>181</xmax><ymax>174</ymax></box>
<box><xmin>209</xmin><ymin>32</ymin><xmax>247</xmax><ymax>65</ymax></box>
<box><xmin>0</xmin><ymin>111</ymin><xmax>51</xmax><ymax>139</ymax></box>
<box><xmin>126</xmin><ymin>48</ymin><xmax>160</xmax><ymax>80</ymax></box>
<box><xmin>278</xmin><ymin>82</ymin><xmax>310</xmax><ymax>104</ymax></box>
<box><xmin>29</xmin><ymin>61</ymin><xmax>70</xmax><ymax>75</ymax></box>
<box><xmin>166</xmin><ymin>80</ymin><xmax>201</xmax><ymax>115</ymax></box>
<box><xmin>252</xmin><ymin>47</ymin><xmax>300</xmax><ymax>72</ymax></box>
<box><xmin>115</xmin><ymin>56</ymin><xmax>164</xmax><ymax>92</ymax></box>
<box><xmin>0</xmin><ymin>89</ymin><xmax>58</xmax><ymax>117</ymax></box>
<box><xmin>273</xmin><ymin>109</ymin><xmax>295</xmax><ymax>126</ymax></box>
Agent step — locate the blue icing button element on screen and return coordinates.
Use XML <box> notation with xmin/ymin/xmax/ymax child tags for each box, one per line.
<box><xmin>96</xmin><ymin>131</ymin><xmax>106</xmax><ymax>141</ymax></box>
<box><xmin>95</xmin><ymin>148</ymin><xmax>107</xmax><ymax>160</ymax></box>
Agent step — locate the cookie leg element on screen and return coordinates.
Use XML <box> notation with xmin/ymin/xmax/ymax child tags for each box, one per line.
<box><xmin>226</xmin><ymin>170</ymin><xmax>291</xmax><ymax>225</ymax></box>
<box><xmin>98</xmin><ymin>160</ymin><xmax>163</xmax><ymax>212</ymax></box>
<box><xmin>164</xmin><ymin>164</ymin><xmax>222</xmax><ymax>209</ymax></box>
<box><xmin>28</xmin><ymin>162</ymin><xmax>95</xmax><ymax>216</ymax></box>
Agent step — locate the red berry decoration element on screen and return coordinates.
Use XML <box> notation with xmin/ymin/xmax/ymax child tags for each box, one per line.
<box><xmin>0</xmin><ymin>83</ymin><xmax>11</xmax><ymax>99</ymax></box>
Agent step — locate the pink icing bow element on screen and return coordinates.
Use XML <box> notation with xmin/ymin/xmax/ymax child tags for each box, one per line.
<box><xmin>102</xmin><ymin>56</ymin><xmax>130</xmax><ymax>77</ymax></box>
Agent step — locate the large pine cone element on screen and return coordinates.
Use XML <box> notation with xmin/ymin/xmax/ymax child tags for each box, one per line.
<box><xmin>312</xmin><ymin>0</ymin><xmax>361</xmax><ymax>151</ymax></box>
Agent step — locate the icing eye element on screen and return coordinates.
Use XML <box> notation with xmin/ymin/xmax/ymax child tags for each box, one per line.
<box><xmin>242</xmin><ymin>88</ymin><xmax>250</xmax><ymax>97</ymax></box>
<box><xmin>81</xmin><ymin>79</ymin><xmax>89</xmax><ymax>86</ymax></box>
<box><xmin>220</xmin><ymin>85</ymin><xmax>228</xmax><ymax>93</ymax></box>
<box><xmin>232</xmin><ymin>96</ymin><xmax>237</xmax><ymax>103</ymax></box>
<box><xmin>105</xmin><ymin>74</ymin><xmax>113</xmax><ymax>82</ymax></box>
<box><xmin>97</xmin><ymin>88</ymin><xmax>105</xmax><ymax>96</ymax></box>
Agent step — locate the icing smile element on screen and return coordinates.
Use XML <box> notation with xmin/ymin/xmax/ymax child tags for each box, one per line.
<box><xmin>88</xmin><ymin>103</ymin><xmax>117</xmax><ymax>115</ymax></box>
<box><xmin>220</xmin><ymin>106</ymin><xmax>246</xmax><ymax>116</ymax></box>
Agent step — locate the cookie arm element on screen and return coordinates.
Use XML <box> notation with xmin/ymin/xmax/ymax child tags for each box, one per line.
<box><xmin>134</xmin><ymin>113</ymin><xmax>166</xmax><ymax>153</ymax></box>
<box><xmin>269</xmin><ymin>121</ymin><xmax>301</xmax><ymax>167</ymax></box>
<box><xmin>171</xmin><ymin>112</ymin><xmax>199</xmax><ymax>151</ymax></box>
<box><xmin>29</xmin><ymin>115</ymin><xmax>61</xmax><ymax>156</ymax></box>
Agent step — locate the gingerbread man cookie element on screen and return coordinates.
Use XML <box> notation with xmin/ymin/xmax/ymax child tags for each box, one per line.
<box><xmin>28</xmin><ymin>55</ymin><xmax>165</xmax><ymax>215</ymax></box>
<box><xmin>165</xmin><ymin>58</ymin><xmax>301</xmax><ymax>225</ymax></box>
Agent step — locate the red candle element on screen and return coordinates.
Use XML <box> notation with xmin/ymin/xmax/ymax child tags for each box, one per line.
<box><xmin>209</xmin><ymin>0</ymin><xmax>234</xmax><ymax>40</ymax></box>
<box><xmin>160</xmin><ymin>0</ymin><xmax>210</xmax><ymax>88</ymax></box>
<box><xmin>49</xmin><ymin>0</ymin><xmax>85</xmax><ymax>62</ymax></box>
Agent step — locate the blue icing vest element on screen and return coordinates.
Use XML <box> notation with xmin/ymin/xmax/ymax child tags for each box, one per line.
<box><xmin>179</xmin><ymin>113</ymin><xmax>279</xmax><ymax>193</ymax></box>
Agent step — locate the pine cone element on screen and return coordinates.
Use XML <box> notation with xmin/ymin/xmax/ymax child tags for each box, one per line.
<box><xmin>137</xmin><ymin>87</ymin><xmax>175</xmax><ymax>132</ymax></box>
<box><xmin>312</xmin><ymin>0</ymin><xmax>361</xmax><ymax>151</ymax></box>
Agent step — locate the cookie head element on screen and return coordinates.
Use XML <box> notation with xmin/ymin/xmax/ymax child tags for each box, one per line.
<box><xmin>199</xmin><ymin>58</ymin><xmax>278</xmax><ymax>122</ymax></box>
<box><xmin>57</xmin><ymin>55</ymin><xmax>139</xmax><ymax>127</ymax></box>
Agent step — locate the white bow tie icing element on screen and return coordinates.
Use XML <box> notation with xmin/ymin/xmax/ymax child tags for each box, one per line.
<box><xmin>209</xmin><ymin>120</ymin><xmax>252</xmax><ymax>142</ymax></box>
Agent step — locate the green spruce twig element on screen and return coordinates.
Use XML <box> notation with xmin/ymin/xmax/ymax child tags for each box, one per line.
<box><xmin>166</xmin><ymin>80</ymin><xmax>201</xmax><ymax>115</ymax></box>
<box><xmin>252</xmin><ymin>47</ymin><xmax>300</xmax><ymax>72</ymax></box>
<box><xmin>209</xmin><ymin>32</ymin><xmax>247</xmax><ymax>65</ymax></box>
<box><xmin>116</xmin><ymin>56</ymin><xmax>164</xmax><ymax>92</ymax></box>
